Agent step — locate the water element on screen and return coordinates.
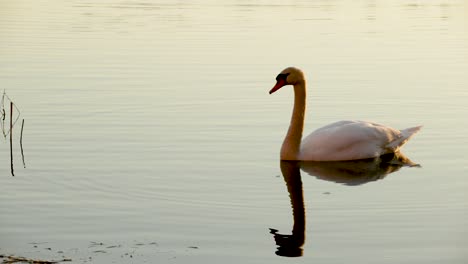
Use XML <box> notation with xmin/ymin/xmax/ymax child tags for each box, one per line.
<box><xmin>1</xmin><ymin>0</ymin><xmax>467</xmax><ymax>263</ymax></box>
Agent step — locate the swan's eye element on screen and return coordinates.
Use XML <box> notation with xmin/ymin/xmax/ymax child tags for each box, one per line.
<box><xmin>276</xmin><ymin>73</ymin><xmax>290</xmax><ymax>81</ymax></box>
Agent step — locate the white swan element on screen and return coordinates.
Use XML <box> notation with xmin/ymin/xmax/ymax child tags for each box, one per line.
<box><xmin>269</xmin><ymin>67</ymin><xmax>422</xmax><ymax>161</ymax></box>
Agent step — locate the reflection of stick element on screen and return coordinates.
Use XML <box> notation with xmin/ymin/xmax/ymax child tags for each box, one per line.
<box><xmin>20</xmin><ymin>119</ymin><xmax>25</xmax><ymax>168</ymax></box>
<box><xmin>10</xmin><ymin>102</ymin><xmax>14</xmax><ymax>176</ymax></box>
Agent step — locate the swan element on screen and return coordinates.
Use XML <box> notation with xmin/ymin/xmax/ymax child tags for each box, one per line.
<box><xmin>269</xmin><ymin>67</ymin><xmax>422</xmax><ymax>161</ymax></box>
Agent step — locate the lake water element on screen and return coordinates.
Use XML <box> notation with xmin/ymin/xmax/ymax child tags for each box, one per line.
<box><xmin>1</xmin><ymin>0</ymin><xmax>467</xmax><ymax>263</ymax></box>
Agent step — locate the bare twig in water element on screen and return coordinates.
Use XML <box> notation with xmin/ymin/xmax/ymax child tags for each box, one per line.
<box><xmin>2</xmin><ymin>91</ymin><xmax>26</xmax><ymax>176</ymax></box>
<box><xmin>1</xmin><ymin>90</ymin><xmax>21</xmax><ymax>138</ymax></box>
<box><xmin>20</xmin><ymin>119</ymin><xmax>26</xmax><ymax>168</ymax></box>
<box><xmin>1</xmin><ymin>90</ymin><xmax>5</xmax><ymax>137</ymax></box>
<box><xmin>0</xmin><ymin>254</ymin><xmax>72</xmax><ymax>263</ymax></box>
<box><xmin>10</xmin><ymin>102</ymin><xmax>14</xmax><ymax>176</ymax></box>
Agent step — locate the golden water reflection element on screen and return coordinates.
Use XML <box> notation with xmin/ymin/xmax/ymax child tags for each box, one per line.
<box><xmin>270</xmin><ymin>153</ymin><xmax>418</xmax><ymax>257</ymax></box>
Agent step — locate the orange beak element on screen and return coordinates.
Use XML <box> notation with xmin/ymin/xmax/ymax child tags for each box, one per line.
<box><xmin>269</xmin><ymin>79</ymin><xmax>286</xmax><ymax>94</ymax></box>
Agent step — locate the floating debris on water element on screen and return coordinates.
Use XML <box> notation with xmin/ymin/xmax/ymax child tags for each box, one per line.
<box><xmin>0</xmin><ymin>254</ymin><xmax>71</xmax><ymax>264</ymax></box>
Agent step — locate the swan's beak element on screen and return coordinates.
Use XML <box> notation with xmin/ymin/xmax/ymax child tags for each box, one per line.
<box><xmin>269</xmin><ymin>79</ymin><xmax>286</xmax><ymax>94</ymax></box>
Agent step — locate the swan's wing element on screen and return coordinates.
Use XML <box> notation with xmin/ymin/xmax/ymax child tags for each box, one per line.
<box><xmin>299</xmin><ymin>120</ymin><xmax>418</xmax><ymax>161</ymax></box>
<box><xmin>385</xmin><ymin>125</ymin><xmax>422</xmax><ymax>150</ymax></box>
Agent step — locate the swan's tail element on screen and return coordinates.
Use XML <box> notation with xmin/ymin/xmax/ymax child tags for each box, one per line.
<box><xmin>386</xmin><ymin>125</ymin><xmax>423</xmax><ymax>151</ymax></box>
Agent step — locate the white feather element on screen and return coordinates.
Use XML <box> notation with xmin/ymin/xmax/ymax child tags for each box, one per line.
<box><xmin>299</xmin><ymin>121</ymin><xmax>422</xmax><ymax>161</ymax></box>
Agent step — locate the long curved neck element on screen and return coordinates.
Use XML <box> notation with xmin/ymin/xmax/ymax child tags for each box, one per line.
<box><xmin>280</xmin><ymin>81</ymin><xmax>306</xmax><ymax>160</ymax></box>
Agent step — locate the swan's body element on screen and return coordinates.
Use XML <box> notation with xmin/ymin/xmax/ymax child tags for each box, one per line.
<box><xmin>299</xmin><ymin>120</ymin><xmax>421</xmax><ymax>161</ymax></box>
<box><xmin>269</xmin><ymin>67</ymin><xmax>422</xmax><ymax>161</ymax></box>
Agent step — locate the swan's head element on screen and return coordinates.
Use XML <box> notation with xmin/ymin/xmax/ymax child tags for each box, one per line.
<box><xmin>269</xmin><ymin>67</ymin><xmax>305</xmax><ymax>94</ymax></box>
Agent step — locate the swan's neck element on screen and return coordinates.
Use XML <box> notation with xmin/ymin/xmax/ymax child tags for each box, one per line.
<box><xmin>281</xmin><ymin>81</ymin><xmax>306</xmax><ymax>160</ymax></box>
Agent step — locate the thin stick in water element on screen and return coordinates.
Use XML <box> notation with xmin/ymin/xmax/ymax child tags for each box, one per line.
<box><xmin>10</xmin><ymin>102</ymin><xmax>14</xmax><ymax>176</ymax></box>
<box><xmin>20</xmin><ymin>118</ymin><xmax>25</xmax><ymax>168</ymax></box>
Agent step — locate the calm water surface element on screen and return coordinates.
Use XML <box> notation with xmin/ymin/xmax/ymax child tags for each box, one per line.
<box><xmin>1</xmin><ymin>0</ymin><xmax>467</xmax><ymax>263</ymax></box>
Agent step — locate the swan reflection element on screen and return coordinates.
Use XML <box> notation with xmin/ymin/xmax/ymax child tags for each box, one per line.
<box><xmin>300</xmin><ymin>152</ymin><xmax>419</xmax><ymax>186</ymax></box>
<box><xmin>270</xmin><ymin>152</ymin><xmax>418</xmax><ymax>257</ymax></box>
<box><xmin>270</xmin><ymin>160</ymin><xmax>305</xmax><ymax>257</ymax></box>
